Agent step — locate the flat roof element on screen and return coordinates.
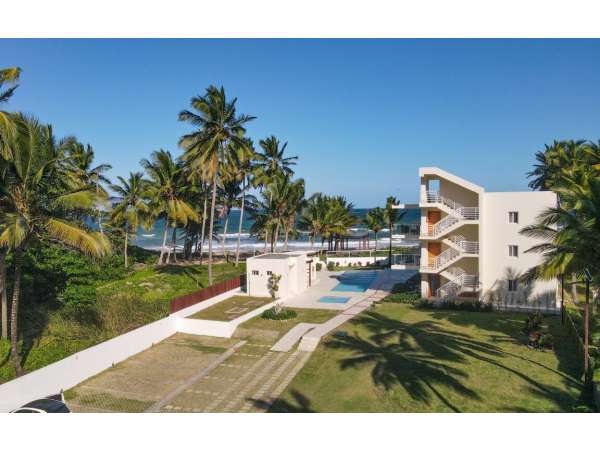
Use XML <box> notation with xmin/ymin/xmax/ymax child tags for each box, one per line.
<box><xmin>254</xmin><ymin>253</ymin><xmax>298</xmax><ymax>260</ymax></box>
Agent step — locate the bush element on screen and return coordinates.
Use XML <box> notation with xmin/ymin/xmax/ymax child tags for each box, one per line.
<box><xmin>327</xmin><ymin>262</ymin><xmax>335</xmax><ymax>271</ymax></box>
<box><xmin>316</xmin><ymin>262</ymin><xmax>322</xmax><ymax>271</ymax></box>
<box><xmin>524</xmin><ymin>312</ymin><xmax>543</xmax><ymax>335</ymax></box>
<box><xmin>417</xmin><ymin>299</ymin><xmax>493</xmax><ymax>312</ymax></box>
<box><xmin>261</xmin><ymin>306</ymin><xmax>298</xmax><ymax>321</ymax></box>
<box><xmin>538</xmin><ymin>333</ymin><xmax>554</xmax><ymax>350</ymax></box>
<box><xmin>383</xmin><ymin>291</ymin><xmax>421</xmax><ymax>304</ymax></box>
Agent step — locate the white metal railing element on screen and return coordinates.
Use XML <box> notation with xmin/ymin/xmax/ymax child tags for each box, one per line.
<box><xmin>391</xmin><ymin>253</ymin><xmax>421</xmax><ymax>266</ymax></box>
<box><xmin>423</xmin><ymin>247</ymin><xmax>459</xmax><ymax>271</ymax></box>
<box><xmin>436</xmin><ymin>273</ymin><xmax>479</xmax><ymax>299</ymax></box>
<box><xmin>449</xmin><ymin>235</ymin><xmax>479</xmax><ymax>254</ymax></box>
<box><xmin>423</xmin><ymin>190</ymin><xmax>463</xmax><ymax>211</ymax></box>
<box><xmin>456</xmin><ymin>206</ymin><xmax>479</xmax><ymax>220</ymax></box>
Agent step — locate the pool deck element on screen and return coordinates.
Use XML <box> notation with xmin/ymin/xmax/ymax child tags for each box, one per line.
<box><xmin>281</xmin><ymin>268</ymin><xmax>416</xmax><ymax>311</ymax></box>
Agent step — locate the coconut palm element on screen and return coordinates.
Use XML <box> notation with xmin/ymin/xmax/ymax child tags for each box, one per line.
<box><xmin>0</xmin><ymin>67</ymin><xmax>21</xmax><ymax>104</ymax></box>
<box><xmin>109</xmin><ymin>172</ymin><xmax>150</xmax><ymax>269</ymax></box>
<box><xmin>0</xmin><ymin>114</ymin><xmax>111</xmax><ymax>375</ymax></box>
<box><xmin>384</xmin><ymin>197</ymin><xmax>405</xmax><ymax>266</ymax></box>
<box><xmin>365</xmin><ymin>207</ymin><xmax>385</xmax><ymax>250</ymax></box>
<box><xmin>298</xmin><ymin>193</ymin><xmax>328</xmax><ymax>249</ymax></box>
<box><xmin>253</xmin><ymin>135</ymin><xmax>298</xmax><ymax>202</ymax></box>
<box><xmin>178</xmin><ymin>86</ymin><xmax>255</xmax><ymax>284</ymax></box>
<box><xmin>141</xmin><ymin>150</ymin><xmax>197</xmax><ymax>265</ymax></box>
<box><xmin>282</xmin><ymin>178</ymin><xmax>306</xmax><ymax>251</ymax></box>
<box><xmin>60</xmin><ymin>137</ymin><xmax>112</xmax><ymax>231</ymax></box>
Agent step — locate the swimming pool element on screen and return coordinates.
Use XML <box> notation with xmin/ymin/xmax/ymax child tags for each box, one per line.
<box><xmin>318</xmin><ymin>296</ymin><xmax>351</xmax><ymax>304</ymax></box>
<box><xmin>331</xmin><ymin>270</ymin><xmax>379</xmax><ymax>293</ymax></box>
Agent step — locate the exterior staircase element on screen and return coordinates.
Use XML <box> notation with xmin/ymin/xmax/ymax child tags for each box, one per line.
<box><xmin>421</xmin><ymin>191</ymin><xmax>479</xmax><ymax>239</ymax></box>
<box><xmin>436</xmin><ymin>268</ymin><xmax>479</xmax><ymax>299</ymax></box>
<box><xmin>421</xmin><ymin>235</ymin><xmax>479</xmax><ymax>273</ymax></box>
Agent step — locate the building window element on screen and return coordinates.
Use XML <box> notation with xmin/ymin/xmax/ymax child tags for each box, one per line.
<box><xmin>508</xmin><ymin>279</ymin><xmax>518</xmax><ymax>292</ymax></box>
<box><xmin>252</xmin><ymin>270</ymin><xmax>259</xmax><ymax>276</ymax></box>
<box><xmin>508</xmin><ymin>211</ymin><xmax>519</xmax><ymax>223</ymax></box>
<box><xmin>266</xmin><ymin>271</ymin><xmax>273</xmax><ymax>275</ymax></box>
<box><xmin>509</xmin><ymin>245</ymin><xmax>519</xmax><ymax>257</ymax></box>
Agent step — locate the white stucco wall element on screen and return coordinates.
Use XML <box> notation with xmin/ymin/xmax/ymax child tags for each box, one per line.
<box><xmin>481</xmin><ymin>191</ymin><xmax>558</xmax><ymax>306</ymax></box>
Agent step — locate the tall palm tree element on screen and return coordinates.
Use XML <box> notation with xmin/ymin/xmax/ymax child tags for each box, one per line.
<box><xmin>253</xmin><ymin>135</ymin><xmax>298</xmax><ymax>203</ymax></box>
<box><xmin>282</xmin><ymin>178</ymin><xmax>305</xmax><ymax>251</ymax></box>
<box><xmin>0</xmin><ymin>67</ymin><xmax>21</xmax><ymax>104</ymax></box>
<box><xmin>0</xmin><ymin>68</ymin><xmax>22</xmax><ymax>160</ymax></box>
<box><xmin>365</xmin><ymin>207</ymin><xmax>385</xmax><ymax>250</ymax></box>
<box><xmin>141</xmin><ymin>150</ymin><xmax>197</xmax><ymax>265</ymax></box>
<box><xmin>178</xmin><ymin>86</ymin><xmax>255</xmax><ymax>284</ymax></box>
<box><xmin>60</xmin><ymin>137</ymin><xmax>112</xmax><ymax>232</ymax></box>
<box><xmin>298</xmin><ymin>193</ymin><xmax>328</xmax><ymax>249</ymax></box>
<box><xmin>109</xmin><ymin>172</ymin><xmax>150</xmax><ymax>269</ymax></box>
<box><xmin>384</xmin><ymin>197</ymin><xmax>405</xmax><ymax>266</ymax></box>
<box><xmin>0</xmin><ymin>114</ymin><xmax>111</xmax><ymax>375</ymax></box>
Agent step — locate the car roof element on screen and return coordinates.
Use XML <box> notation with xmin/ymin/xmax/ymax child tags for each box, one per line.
<box><xmin>21</xmin><ymin>398</ymin><xmax>70</xmax><ymax>413</ymax></box>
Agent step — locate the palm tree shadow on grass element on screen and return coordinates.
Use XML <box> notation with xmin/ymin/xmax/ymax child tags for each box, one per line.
<box><xmin>250</xmin><ymin>390</ymin><xmax>316</xmax><ymax>413</ymax></box>
<box><xmin>328</xmin><ymin>311</ymin><xmax>588</xmax><ymax>412</ymax></box>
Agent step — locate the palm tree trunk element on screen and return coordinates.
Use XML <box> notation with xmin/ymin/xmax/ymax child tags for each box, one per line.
<box><xmin>571</xmin><ymin>272</ymin><xmax>579</xmax><ymax>305</ymax></box>
<box><xmin>199</xmin><ymin>191</ymin><xmax>208</xmax><ymax>264</ymax></box>
<box><xmin>171</xmin><ymin>227</ymin><xmax>178</xmax><ymax>263</ymax></box>
<box><xmin>388</xmin><ymin>221</ymin><xmax>393</xmax><ymax>268</ymax></box>
<box><xmin>124</xmin><ymin>231</ymin><xmax>129</xmax><ymax>269</ymax></box>
<box><xmin>10</xmin><ymin>247</ymin><xmax>24</xmax><ymax>376</ymax></box>
<box><xmin>284</xmin><ymin>228</ymin><xmax>289</xmax><ymax>251</ymax></box>
<box><xmin>208</xmin><ymin>174</ymin><xmax>218</xmax><ymax>285</ymax></box>
<box><xmin>158</xmin><ymin>222</ymin><xmax>169</xmax><ymax>265</ymax></box>
<box><xmin>235</xmin><ymin>184</ymin><xmax>246</xmax><ymax>266</ymax></box>
<box><xmin>374</xmin><ymin>231</ymin><xmax>378</xmax><ymax>250</ymax></box>
<box><xmin>273</xmin><ymin>221</ymin><xmax>280</xmax><ymax>253</ymax></box>
<box><xmin>0</xmin><ymin>249</ymin><xmax>7</xmax><ymax>340</ymax></box>
<box><xmin>221</xmin><ymin>212</ymin><xmax>230</xmax><ymax>257</ymax></box>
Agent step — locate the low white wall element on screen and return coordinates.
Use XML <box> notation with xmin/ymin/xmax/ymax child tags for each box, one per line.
<box><xmin>0</xmin><ymin>286</ymin><xmax>243</xmax><ymax>413</ymax></box>
<box><xmin>0</xmin><ymin>316</ymin><xmax>176</xmax><ymax>412</ymax></box>
<box><xmin>326</xmin><ymin>256</ymin><xmax>387</xmax><ymax>266</ymax></box>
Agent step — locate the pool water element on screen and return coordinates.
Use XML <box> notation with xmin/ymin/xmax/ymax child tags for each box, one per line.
<box><xmin>318</xmin><ymin>296</ymin><xmax>351</xmax><ymax>304</ymax></box>
<box><xmin>331</xmin><ymin>270</ymin><xmax>379</xmax><ymax>293</ymax></box>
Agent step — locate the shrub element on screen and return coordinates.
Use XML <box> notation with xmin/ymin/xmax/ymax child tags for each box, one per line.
<box><xmin>357</xmin><ymin>261</ymin><xmax>362</xmax><ymax>267</ymax></box>
<box><xmin>538</xmin><ymin>333</ymin><xmax>554</xmax><ymax>350</ymax></box>
<box><xmin>383</xmin><ymin>291</ymin><xmax>421</xmax><ymax>304</ymax></box>
<box><xmin>417</xmin><ymin>299</ymin><xmax>492</xmax><ymax>312</ymax></box>
<box><xmin>261</xmin><ymin>305</ymin><xmax>298</xmax><ymax>321</ymax></box>
<box><xmin>316</xmin><ymin>262</ymin><xmax>322</xmax><ymax>271</ymax></box>
<box><xmin>524</xmin><ymin>312</ymin><xmax>543</xmax><ymax>335</ymax></box>
<box><xmin>327</xmin><ymin>262</ymin><xmax>335</xmax><ymax>271</ymax></box>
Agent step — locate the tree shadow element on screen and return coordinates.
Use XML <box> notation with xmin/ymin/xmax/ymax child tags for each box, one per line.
<box><xmin>260</xmin><ymin>390</ymin><xmax>316</xmax><ymax>413</ymax></box>
<box><xmin>328</xmin><ymin>310</ymin><xmax>592</xmax><ymax>412</ymax></box>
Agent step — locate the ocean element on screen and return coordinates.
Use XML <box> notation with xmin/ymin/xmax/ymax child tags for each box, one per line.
<box><xmin>132</xmin><ymin>207</ymin><xmax>420</xmax><ymax>253</ymax></box>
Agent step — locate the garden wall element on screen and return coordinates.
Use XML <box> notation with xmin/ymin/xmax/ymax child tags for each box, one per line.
<box><xmin>0</xmin><ymin>285</ymin><xmax>243</xmax><ymax>413</ymax></box>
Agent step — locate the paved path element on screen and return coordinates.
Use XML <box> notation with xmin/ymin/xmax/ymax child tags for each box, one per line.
<box><xmin>270</xmin><ymin>323</ymin><xmax>317</xmax><ymax>352</ymax></box>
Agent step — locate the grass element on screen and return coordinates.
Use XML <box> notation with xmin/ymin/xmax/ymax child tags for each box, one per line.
<box><xmin>272</xmin><ymin>303</ymin><xmax>595</xmax><ymax>412</ymax></box>
<box><xmin>240</xmin><ymin>308</ymin><xmax>339</xmax><ymax>337</ymax></box>
<box><xmin>0</xmin><ymin>261</ymin><xmax>246</xmax><ymax>384</ymax></box>
<box><xmin>188</xmin><ymin>295</ymin><xmax>272</xmax><ymax>321</ymax></box>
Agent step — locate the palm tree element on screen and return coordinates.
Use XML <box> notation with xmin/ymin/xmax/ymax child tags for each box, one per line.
<box><xmin>109</xmin><ymin>172</ymin><xmax>150</xmax><ymax>269</ymax></box>
<box><xmin>60</xmin><ymin>137</ymin><xmax>112</xmax><ymax>232</ymax></box>
<box><xmin>365</xmin><ymin>207</ymin><xmax>385</xmax><ymax>250</ymax></box>
<box><xmin>253</xmin><ymin>135</ymin><xmax>298</xmax><ymax>204</ymax></box>
<box><xmin>0</xmin><ymin>114</ymin><xmax>111</xmax><ymax>375</ymax></box>
<box><xmin>178</xmin><ymin>86</ymin><xmax>255</xmax><ymax>284</ymax></box>
<box><xmin>0</xmin><ymin>67</ymin><xmax>21</xmax><ymax>104</ymax></box>
<box><xmin>384</xmin><ymin>197</ymin><xmax>405</xmax><ymax>267</ymax></box>
<box><xmin>521</xmin><ymin>177</ymin><xmax>600</xmax><ymax>381</ymax></box>
<box><xmin>298</xmin><ymin>193</ymin><xmax>328</xmax><ymax>249</ymax></box>
<box><xmin>282</xmin><ymin>178</ymin><xmax>305</xmax><ymax>251</ymax></box>
<box><xmin>141</xmin><ymin>150</ymin><xmax>197</xmax><ymax>265</ymax></box>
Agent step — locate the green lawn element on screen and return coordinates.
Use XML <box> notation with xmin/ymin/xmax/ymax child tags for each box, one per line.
<box><xmin>188</xmin><ymin>295</ymin><xmax>272</xmax><ymax>321</ymax></box>
<box><xmin>0</xmin><ymin>261</ymin><xmax>246</xmax><ymax>384</ymax></box>
<box><xmin>240</xmin><ymin>308</ymin><xmax>339</xmax><ymax>337</ymax></box>
<box><xmin>272</xmin><ymin>303</ymin><xmax>595</xmax><ymax>412</ymax></box>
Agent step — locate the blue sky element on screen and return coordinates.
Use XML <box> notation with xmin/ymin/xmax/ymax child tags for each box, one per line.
<box><xmin>1</xmin><ymin>39</ymin><xmax>599</xmax><ymax>207</ymax></box>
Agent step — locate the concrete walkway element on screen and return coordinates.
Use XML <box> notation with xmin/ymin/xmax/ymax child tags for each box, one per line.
<box><xmin>270</xmin><ymin>323</ymin><xmax>317</xmax><ymax>352</ymax></box>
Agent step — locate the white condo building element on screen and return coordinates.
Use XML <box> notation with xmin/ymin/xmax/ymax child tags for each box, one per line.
<box><xmin>416</xmin><ymin>167</ymin><xmax>558</xmax><ymax>308</ymax></box>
